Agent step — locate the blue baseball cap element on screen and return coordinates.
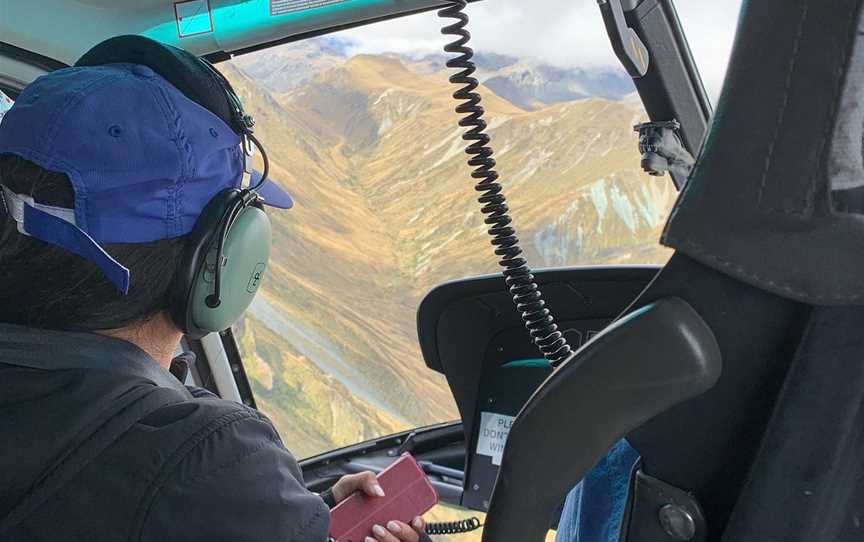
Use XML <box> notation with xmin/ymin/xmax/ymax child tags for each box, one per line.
<box><xmin>0</xmin><ymin>62</ymin><xmax>292</xmax><ymax>295</ymax></box>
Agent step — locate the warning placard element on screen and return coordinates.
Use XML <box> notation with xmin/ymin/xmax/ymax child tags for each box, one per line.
<box><xmin>174</xmin><ymin>0</ymin><xmax>213</xmax><ymax>38</ymax></box>
<box><xmin>270</xmin><ymin>0</ymin><xmax>348</xmax><ymax>16</ymax></box>
<box><xmin>476</xmin><ymin>412</ymin><xmax>515</xmax><ymax>466</ymax></box>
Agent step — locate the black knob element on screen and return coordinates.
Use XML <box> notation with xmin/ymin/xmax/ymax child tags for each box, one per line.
<box><xmin>658</xmin><ymin>504</ymin><xmax>696</xmax><ymax>541</ymax></box>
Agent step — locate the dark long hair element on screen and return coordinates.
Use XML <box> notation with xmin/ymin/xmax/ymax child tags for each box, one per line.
<box><xmin>0</xmin><ymin>154</ymin><xmax>185</xmax><ymax>330</ymax></box>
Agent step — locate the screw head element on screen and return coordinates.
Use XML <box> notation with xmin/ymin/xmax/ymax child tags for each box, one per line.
<box><xmin>658</xmin><ymin>504</ymin><xmax>696</xmax><ymax>540</ymax></box>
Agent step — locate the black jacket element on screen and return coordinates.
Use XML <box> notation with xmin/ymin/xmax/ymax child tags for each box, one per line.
<box><xmin>0</xmin><ymin>324</ymin><xmax>331</xmax><ymax>541</ymax></box>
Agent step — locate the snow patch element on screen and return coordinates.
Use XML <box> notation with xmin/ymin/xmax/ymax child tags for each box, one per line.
<box><xmin>428</xmin><ymin>131</ymin><xmax>469</xmax><ymax>170</ymax></box>
<box><xmin>537</xmin><ymin>110</ymin><xmax>567</xmax><ymax>127</ymax></box>
<box><xmin>532</xmin><ymin>199</ymin><xmax>584</xmax><ymax>266</ymax></box>
<box><xmin>413</xmin><ymin>228</ymin><xmax>466</xmax><ymax>275</ymax></box>
<box><xmin>589</xmin><ymin>178</ymin><xmax>608</xmax><ymax>233</ymax></box>
<box><xmin>407</xmin><ymin>209</ymin><xmax>423</xmax><ymax>225</ymax></box>
<box><xmin>610</xmin><ymin>183</ymin><xmax>637</xmax><ymax>233</ymax></box>
<box><xmin>637</xmin><ymin>184</ymin><xmax>663</xmax><ymax>227</ymax></box>
<box><xmin>562</xmin><ymin>133</ymin><xmax>601</xmax><ymax>173</ymax></box>
<box><xmin>378</xmin><ymin>116</ymin><xmax>393</xmax><ymax>136</ymax></box>
<box><xmin>373</xmin><ymin>89</ymin><xmax>395</xmax><ymax>105</ymax></box>
<box><xmin>510</xmin><ymin>149</ymin><xmax>554</xmax><ymax>185</ymax></box>
<box><xmin>487</xmin><ymin>115</ymin><xmax>512</xmax><ymax>130</ymax></box>
<box><xmin>423</xmin><ymin>126</ymin><xmax>463</xmax><ymax>158</ymax></box>
<box><xmin>497</xmin><ymin>141</ymin><xmax>515</xmax><ymax>156</ymax></box>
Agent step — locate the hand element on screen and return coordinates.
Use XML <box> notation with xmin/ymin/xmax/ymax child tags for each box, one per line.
<box><xmin>330</xmin><ymin>472</ymin><xmax>428</xmax><ymax>541</ymax></box>
<box><xmin>366</xmin><ymin>517</ymin><xmax>427</xmax><ymax>542</ymax></box>
<box><xmin>331</xmin><ymin>471</ymin><xmax>385</xmax><ymax>504</ymax></box>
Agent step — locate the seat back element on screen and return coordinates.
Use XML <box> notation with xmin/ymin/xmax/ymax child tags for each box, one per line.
<box><xmin>481</xmin><ymin>297</ymin><xmax>721</xmax><ymax>542</ymax></box>
<box><xmin>483</xmin><ymin>0</ymin><xmax>864</xmax><ymax>539</ymax></box>
<box><xmin>625</xmin><ymin>254</ymin><xmax>807</xmax><ymax>538</ymax></box>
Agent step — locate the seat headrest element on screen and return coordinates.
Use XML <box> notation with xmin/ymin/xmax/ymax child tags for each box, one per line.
<box><xmin>663</xmin><ymin>0</ymin><xmax>864</xmax><ymax>305</ymax></box>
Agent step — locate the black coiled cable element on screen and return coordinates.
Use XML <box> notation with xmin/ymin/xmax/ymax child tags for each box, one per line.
<box><xmin>439</xmin><ymin>0</ymin><xmax>573</xmax><ymax>367</ymax></box>
<box><xmin>427</xmin><ymin>517</ymin><xmax>483</xmax><ymax>535</ymax></box>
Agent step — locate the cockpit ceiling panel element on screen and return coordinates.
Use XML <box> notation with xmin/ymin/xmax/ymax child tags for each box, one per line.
<box><xmin>0</xmin><ymin>0</ymin><xmax>467</xmax><ymax>66</ymax></box>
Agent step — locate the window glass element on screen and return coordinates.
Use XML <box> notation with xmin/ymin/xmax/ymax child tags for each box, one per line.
<box><xmin>673</xmin><ymin>0</ymin><xmax>742</xmax><ymax>101</ymax></box>
<box><xmin>228</xmin><ymin>1</ymin><xmax>681</xmax><ymax>461</ymax></box>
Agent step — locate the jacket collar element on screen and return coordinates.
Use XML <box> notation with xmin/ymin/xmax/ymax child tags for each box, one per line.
<box><xmin>0</xmin><ymin>323</ymin><xmax>191</xmax><ymax>397</ymax></box>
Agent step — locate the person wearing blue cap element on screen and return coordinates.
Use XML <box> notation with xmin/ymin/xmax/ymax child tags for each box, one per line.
<box><xmin>0</xmin><ymin>36</ymin><xmax>429</xmax><ymax>542</ymax></box>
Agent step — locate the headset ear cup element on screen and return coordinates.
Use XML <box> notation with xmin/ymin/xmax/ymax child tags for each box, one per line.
<box><xmin>171</xmin><ymin>188</ymin><xmax>242</xmax><ymax>338</ymax></box>
<box><xmin>189</xmin><ymin>204</ymin><xmax>271</xmax><ymax>336</ymax></box>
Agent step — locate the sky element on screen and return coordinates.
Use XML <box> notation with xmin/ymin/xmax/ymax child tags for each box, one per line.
<box><xmin>339</xmin><ymin>0</ymin><xmax>743</xmax><ymax>100</ymax></box>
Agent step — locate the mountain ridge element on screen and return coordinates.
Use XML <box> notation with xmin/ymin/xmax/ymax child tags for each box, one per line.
<box><xmin>223</xmin><ymin>47</ymin><xmax>673</xmax><ymax>459</ymax></box>
<box><xmin>232</xmin><ymin>37</ymin><xmax>634</xmax><ymax>111</ymax></box>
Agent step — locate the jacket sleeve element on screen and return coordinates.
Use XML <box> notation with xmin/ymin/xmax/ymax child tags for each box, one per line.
<box><xmin>137</xmin><ymin>405</ymin><xmax>331</xmax><ymax>542</ymax></box>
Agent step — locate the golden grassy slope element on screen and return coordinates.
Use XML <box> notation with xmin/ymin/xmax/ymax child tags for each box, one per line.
<box><xmin>223</xmin><ymin>53</ymin><xmax>674</xmax><ymax>458</ymax></box>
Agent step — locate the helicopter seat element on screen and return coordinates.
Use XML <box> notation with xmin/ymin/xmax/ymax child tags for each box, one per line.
<box><xmin>480</xmin><ymin>0</ymin><xmax>864</xmax><ymax>541</ymax></box>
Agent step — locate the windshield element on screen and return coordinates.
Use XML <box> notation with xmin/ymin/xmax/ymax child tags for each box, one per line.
<box><xmin>675</xmin><ymin>0</ymin><xmax>742</xmax><ymax>100</ymax></box>
<box><xmin>226</xmin><ymin>1</ymin><xmax>692</xmax><ymax>461</ymax></box>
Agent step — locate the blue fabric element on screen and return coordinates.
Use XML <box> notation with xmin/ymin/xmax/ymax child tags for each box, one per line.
<box><xmin>0</xmin><ymin>63</ymin><xmax>244</xmax><ymax>243</ymax></box>
<box><xmin>555</xmin><ymin>439</ymin><xmax>641</xmax><ymax>542</ymax></box>
<box><xmin>253</xmin><ymin>169</ymin><xmax>293</xmax><ymax>209</ymax></box>
<box><xmin>0</xmin><ymin>63</ymin><xmax>292</xmax><ymax>292</ymax></box>
<box><xmin>23</xmin><ymin>204</ymin><xmax>130</xmax><ymax>294</ymax></box>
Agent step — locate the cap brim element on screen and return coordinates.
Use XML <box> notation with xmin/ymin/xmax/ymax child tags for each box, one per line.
<box><xmin>251</xmin><ymin>170</ymin><xmax>293</xmax><ymax>209</ymax></box>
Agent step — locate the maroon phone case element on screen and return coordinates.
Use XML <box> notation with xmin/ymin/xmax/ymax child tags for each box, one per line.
<box><xmin>329</xmin><ymin>453</ymin><xmax>439</xmax><ymax>542</ymax></box>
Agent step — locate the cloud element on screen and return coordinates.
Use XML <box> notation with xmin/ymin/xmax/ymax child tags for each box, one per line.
<box><xmin>337</xmin><ymin>0</ymin><xmax>742</xmax><ymax>100</ymax></box>
<box><xmin>338</xmin><ymin>1</ymin><xmax>615</xmax><ymax>66</ymax></box>
<box><xmin>674</xmin><ymin>0</ymin><xmax>743</xmax><ymax>98</ymax></box>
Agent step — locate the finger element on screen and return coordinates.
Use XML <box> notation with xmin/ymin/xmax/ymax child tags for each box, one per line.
<box><xmin>387</xmin><ymin>521</ymin><xmax>419</xmax><ymax>542</ymax></box>
<box><xmin>333</xmin><ymin>472</ymin><xmax>383</xmax><ymax>502</ymax></box>
<box><xmin>411</xmin><ymin>517</ymin><xmax>425</xmax><ymax>532</ymax></box>
<box><xmin>358</xmin><ymin>471</ymin><xmax>385</xmax><ymax>497</ymax></box>
<box><xmin>331</xmin><ymin>474</ymin><xmax>357</xmax><ymax>503</ymax></box>
<box><xmin>365</xmin><ymin>523</ymin><xmax>401</xmax><ymax>542</ymax></box>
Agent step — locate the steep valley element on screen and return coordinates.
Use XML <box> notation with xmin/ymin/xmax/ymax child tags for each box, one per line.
<box><xmin>223</xmin><ymin>46</ymin><xmax>675</xmax><ymax>461</ymax></box>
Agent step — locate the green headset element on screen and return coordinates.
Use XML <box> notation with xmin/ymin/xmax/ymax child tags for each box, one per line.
<box><xmin>76</xmin><ymin>36</ymin><xmax>273</xmax><ymax>339</ymax></box>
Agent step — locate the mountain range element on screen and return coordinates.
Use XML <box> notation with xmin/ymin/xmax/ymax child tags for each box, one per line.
<box><xmin>231</xmin><ymin>37</ymin><xmax>634</xmax><ymax>110</ymax></box>
<box><xmin>221</xmin><ymin>39</ymin><xmax>674</xmax><ymax>466</ymax></box>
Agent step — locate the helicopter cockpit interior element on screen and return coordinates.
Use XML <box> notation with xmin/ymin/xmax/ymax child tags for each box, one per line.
<box><xmin>2</xmin><ymin>0</ymin><xmax>864</xmax><ymax>541</ymax></box>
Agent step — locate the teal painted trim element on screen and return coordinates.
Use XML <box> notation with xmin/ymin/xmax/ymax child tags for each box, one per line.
<box><xmin>500</xmin><ymin>358</ymin><xmax>552</xmax><ymax>370</ymax></box>
<box><xmin>143</xmin><ymin>0</ymin><xmax>394</xmax><ymax>48</ymax></box>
